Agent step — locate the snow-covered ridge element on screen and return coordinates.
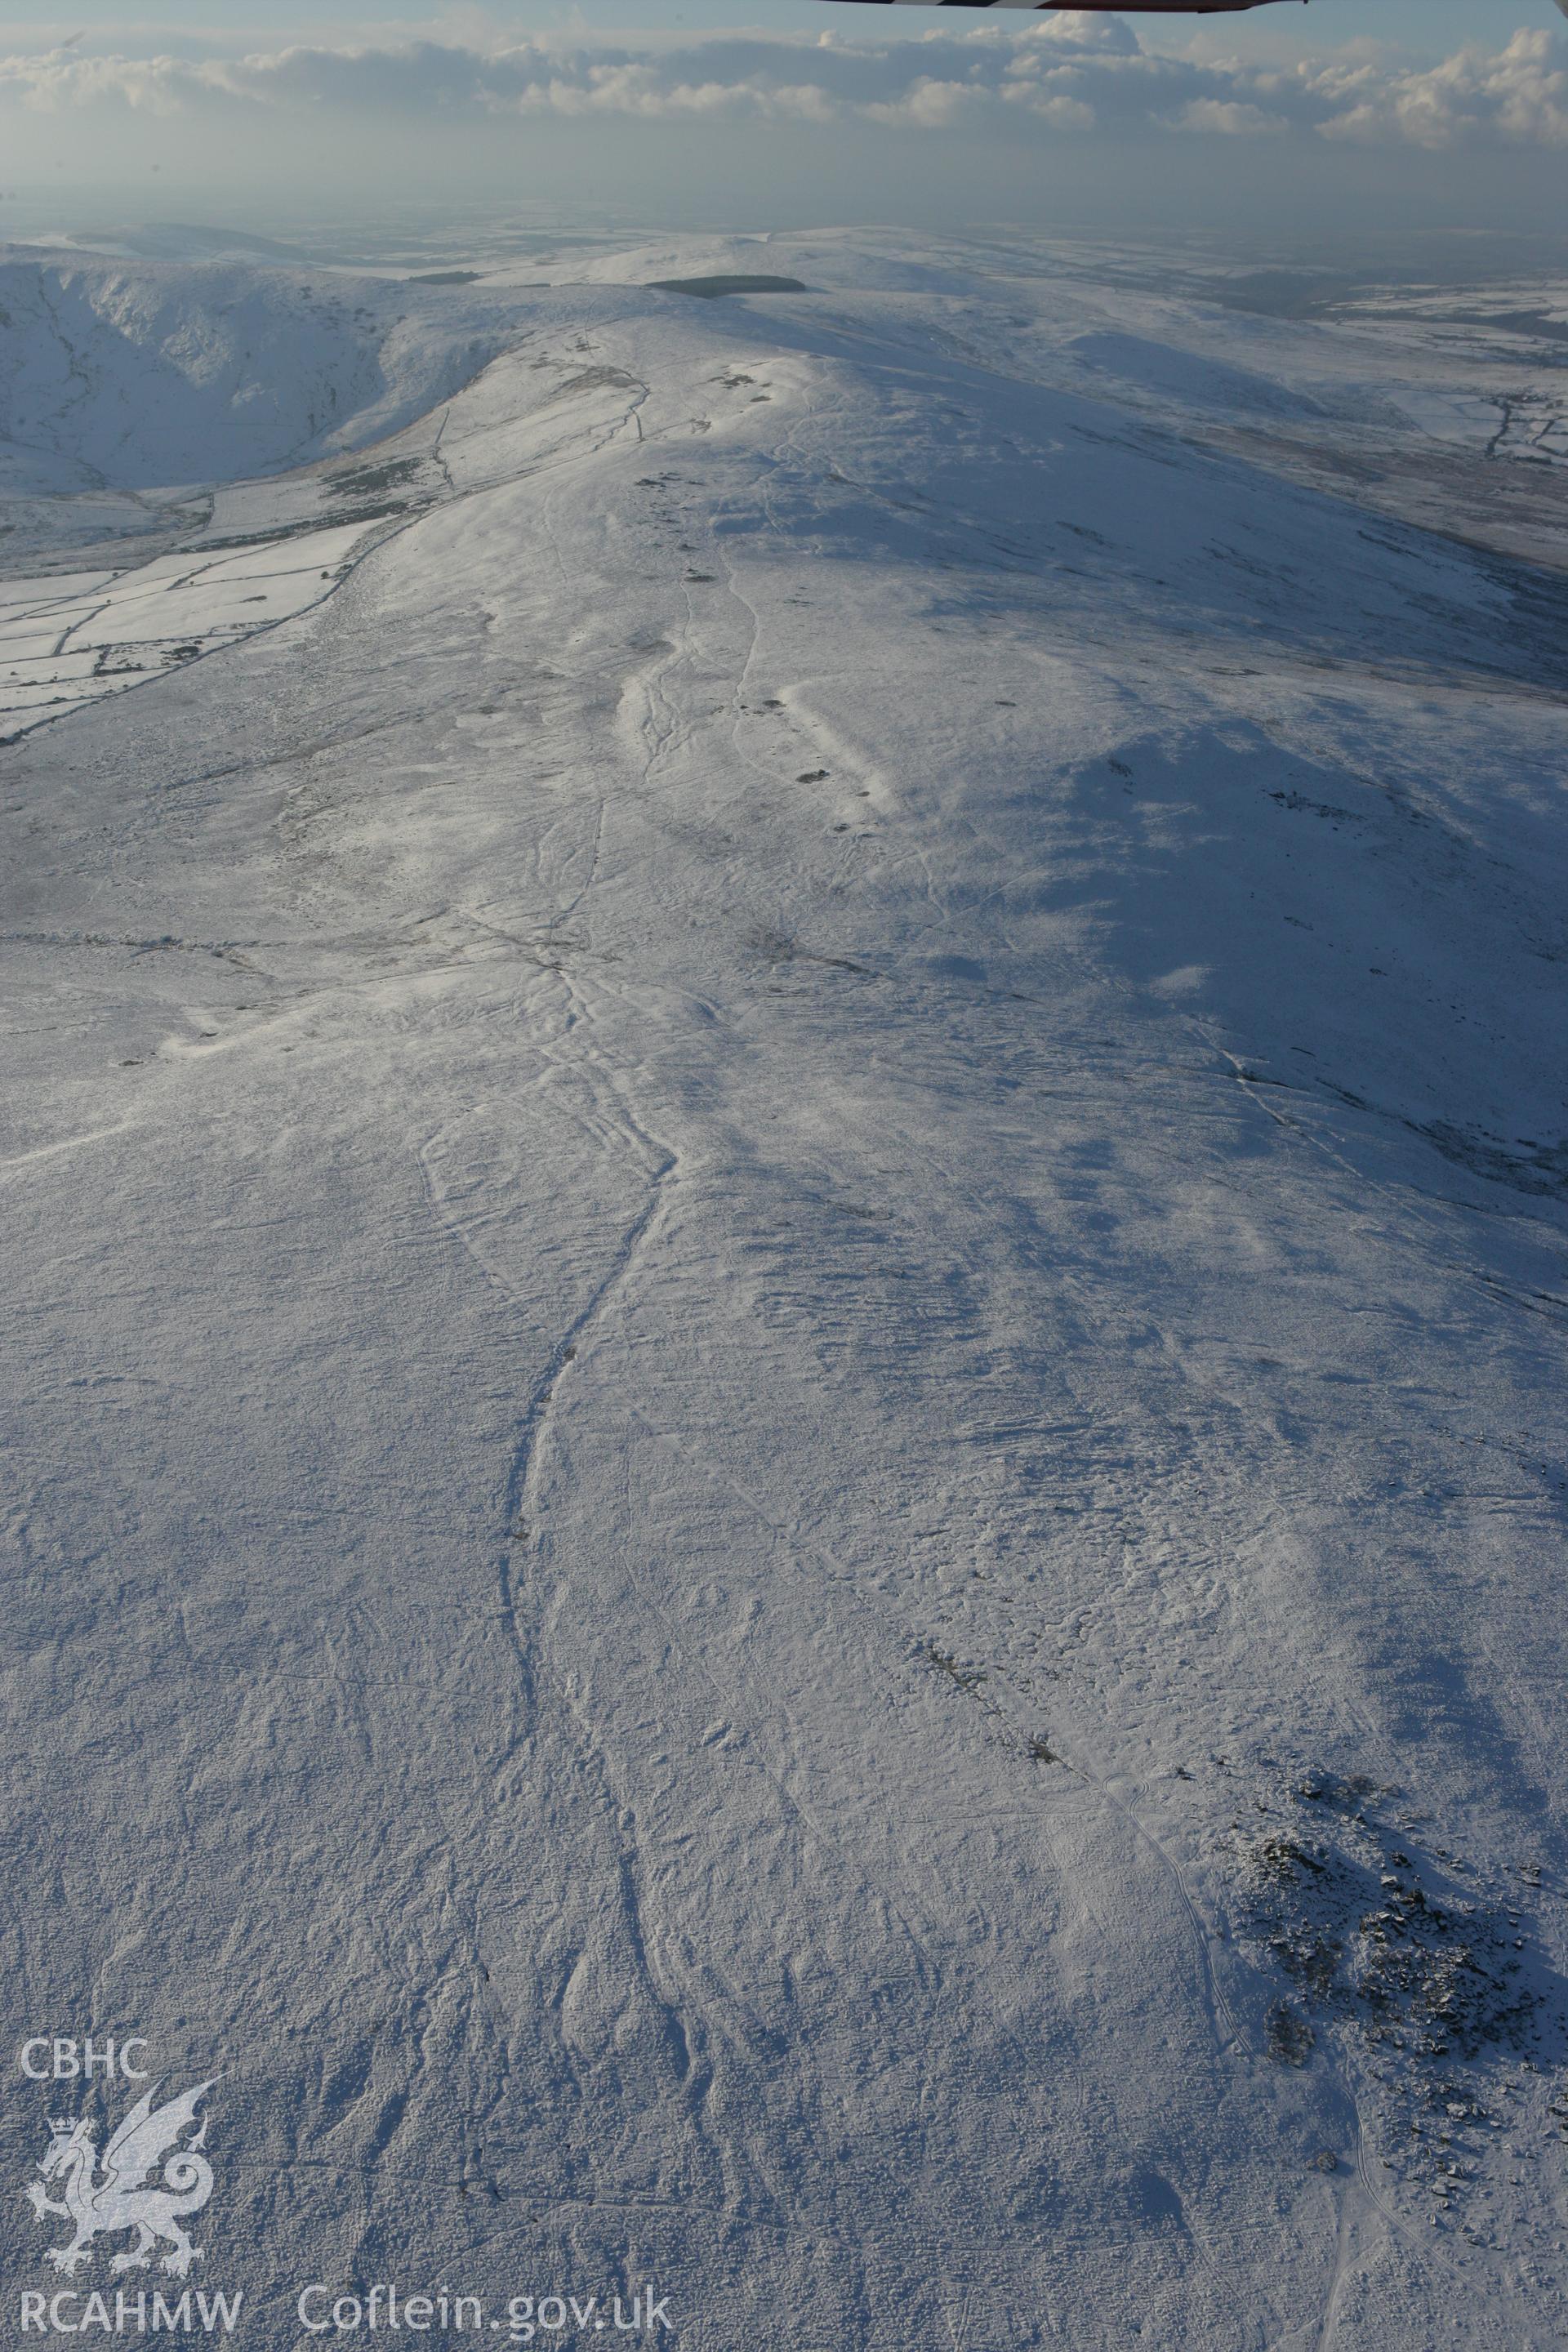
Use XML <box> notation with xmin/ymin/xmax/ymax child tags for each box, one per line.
<box><xmin>2</xmin><ymin>230</ymin><xmax>1567</xmax><ymax>2348</ymax></box>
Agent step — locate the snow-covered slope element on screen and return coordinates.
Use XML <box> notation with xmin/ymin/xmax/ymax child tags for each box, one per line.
<box><xmin>2</xmin><ymin>231</ymin><xmax>1566</xmax><ymax>2352</ymax></box>
<box><xmin>0</xmin><ymin>254</ymin><xmax>520</xmax><ymax>492</ymax></box>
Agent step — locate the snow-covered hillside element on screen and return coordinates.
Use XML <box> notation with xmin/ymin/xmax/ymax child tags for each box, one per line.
<box><xmin>2</xmin><ymin>229</ymin><xmax>1566</xmax><ymax>2352</ymax></box>
<box><xmin>0</xmin><ymin>254</ymin><xmax>518</xmax><ymax>555</ymax></box>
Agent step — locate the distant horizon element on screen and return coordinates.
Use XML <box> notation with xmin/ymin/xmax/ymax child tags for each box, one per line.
<box><xmin>5</xmin><ymin>201</ymin><xmax>1567</xmax><ymax>290</ymax></box>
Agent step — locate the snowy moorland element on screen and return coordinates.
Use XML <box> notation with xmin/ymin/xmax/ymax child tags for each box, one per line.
<box><xmin>2</xmin><ymin>228</ymin><xmax>1567</xmax><ymax>2350</ymax></box>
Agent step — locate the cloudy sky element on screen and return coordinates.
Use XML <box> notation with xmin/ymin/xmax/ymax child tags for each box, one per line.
<box><xmin>0</xmin><ymin>4</ymin><xmax>1562</xmax><ymax>239</ymax></box>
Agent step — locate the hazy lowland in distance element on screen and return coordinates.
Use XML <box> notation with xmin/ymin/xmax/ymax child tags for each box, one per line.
<box><xmin>2</xmin><ymin>208</ymin><xmax>1568</xmax><ymax>2349</ymax></box>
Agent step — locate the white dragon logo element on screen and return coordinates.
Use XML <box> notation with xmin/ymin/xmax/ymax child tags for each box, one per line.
<box><xmin>25</xmin><ymin>2079</ymin><xmax>217</xmax><ymax>2279</ymax></box>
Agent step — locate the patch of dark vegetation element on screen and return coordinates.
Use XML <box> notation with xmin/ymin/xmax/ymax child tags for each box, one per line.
<box><xmin>1266</xmin><ymin>786</ymin><xmax>1360</xmax><ymax>822</ymax></box>
<box><xmin>1267</xmin><ymin>2002</ymin><xmax>1316</xmax><ymax>2066</ymax></box>
<box><xmin>1295</xmin><ymin>1770</ymin><xmax>1380</xmax><ymax>1814</ymax></box>
<box><xmin>648</xmin><ymin>274</ymin><xmax>808</xmax><ymax>299</ymax></box>
<box><xmin>313</xmin><ymin>501</ymin><xmax>416</xmax><ymax>530</ymax></box>
<box><xmin>327</xmin><ymin>457</ymin><xmax>425</xmax><ymax>498</ymax></box>
<box><xmin>1422</xmin><ymin>1121</ymin><xmax>1568</xmax><ymax>1202</ymax></box>
<box><xmin>1214</xmin><ymin>270</ymin><xmax>1364</xmax><ymax>321</ymax></box>
<box><xmin>409</xmin><ymin>270</ymin><xmax>482</xmax><ymax>286</ymax></box>
<box><xmin>549</xmin><ymin>368</ymin><xmax>642</xmax><ymax>399</ymax></box>
<box><xmin>1311</xmin><ymin>1076</ymin><xmax>1568</xmax><ymax>1210</ymax></box>
<box><xmin>1235</xmin><ymin>1775</ymin><xmax>1563</xmax><ymax>2069</ymax></box>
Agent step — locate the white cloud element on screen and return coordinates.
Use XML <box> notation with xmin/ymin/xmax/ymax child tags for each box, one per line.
<box><xmin>863</xmin><ymin>78</ymin><xmax>984</xmax><ymax>132</ymax></box>
<box><xmin>1170</xmin><ymin>100</ymin><xmax>1287</xmax><ymax>140</ymax></box>
<box><xmin>0</xmin><ymin>21</ymin><xmax>1565</xmax><ymax>151</ymax></box>
<box><xmin>1312</xmin><ymin>29</ymin><xmax>1568</xmax><ymax>150</ymax></box>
